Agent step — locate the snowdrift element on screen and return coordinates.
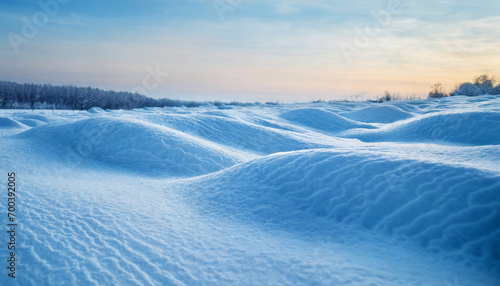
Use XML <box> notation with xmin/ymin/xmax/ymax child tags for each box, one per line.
<box><xmin>0</xmin><ymin>117</ymin><xmax>23</xmax><ymax>129</ymax></box>
<box><xmin>189</xmin><ymin>149</ymin><xmax>500</xmax><ymax>272</ymax></box>
<box><xmin>1</xmin><ymin>95</ymin><xmax>499</xmax><ymax>285</ymax></box>
<box><xmin>15</xmin><ymin>118</ymin><xmax>47</xmax><ymax>127</ymax></box>
<box><xmin>18</xmin><ymin>117</ymin><xmax>245</xmax><ymax>176</ymax></box>
<box><xmin>280</xmin><ymin>108</ymin><xmax>375</xmax><ymax>133</ymax></box>
<box><xmin>87</xmin><ymin>106</ymin><xmax>106</xmax><ymax>113</ymax></box>
<box><xmin>13</xmin><ymin>113</ymin><xmax>50</xmax><ymax>122</ymax></box>
<box><xmin>341</xmin><ymin>105</ymin><xmax>414</xmax><ymax>123</ymax></box>
<box><xmin>346</xmin><ymin>111</ymin><xmax>500</xmax><ymax>145</ymax></box>
<box><xmin>141</xmin><ymin>112</ymin><xmax>331</xmax><ymax>154</ymax></box>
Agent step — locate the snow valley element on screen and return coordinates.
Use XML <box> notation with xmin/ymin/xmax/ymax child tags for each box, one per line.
<box><xmin>0</xmin><ymin>95</ymin><xmax>499</xmax><ymax>285</ymax></box>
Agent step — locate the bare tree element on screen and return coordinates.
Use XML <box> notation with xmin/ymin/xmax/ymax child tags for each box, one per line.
<box><xmin>428</xmin><ymin>82</ymin><xmax>448</xmax><ymax>98</ymax></box>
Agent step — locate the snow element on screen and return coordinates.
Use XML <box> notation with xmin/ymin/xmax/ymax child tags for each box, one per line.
<box><xmin>87</xmin><ymin>107</ymin><xmax>106</xmax><ymax>114</ymax></box>
<box><xmin>0</xmin><ymin>95</ymin><xmax>499</xmax><ymax>285</ymax></box>
<box><xmin>344</xmin><ymin>111</ymin><xmax>500</xmax><ymax>145</ymax></box>
<box><xmin>18</xmin><ymin>117</ymin><xmax>247</xmax><ymax>177</ymax></box>
<box><xmin>281</xmin><ymin>108</ymin><xmax>375</xmax><ymax>133</ymax></box>
<box><xmin>0</xmin><ymin>117</ymin><xmax>24</xmax><ymax>129</ymax></box>
<box><xmin>340</xmin><ymin>105</ymin><xmax>413</xmax><ymax>123</ymax></box>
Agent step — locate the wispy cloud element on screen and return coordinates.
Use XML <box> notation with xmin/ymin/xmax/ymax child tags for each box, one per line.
<box><xmin>1</xmin><ymin>0</ymin><xmax>499</xmax><ymax>101</ymax></box>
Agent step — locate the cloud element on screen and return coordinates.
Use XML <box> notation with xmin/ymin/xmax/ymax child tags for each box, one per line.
<box><xmin>274</xmin><ymin>2</ymin><xmax>300</xmax><ymax>15</ymax></box>
<box><xmin>1</xmin><ymin>0</ymin><xmax>499</xmax><ymax>101</ymax></box>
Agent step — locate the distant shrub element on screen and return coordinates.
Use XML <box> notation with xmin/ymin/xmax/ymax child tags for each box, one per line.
<box><xmin>377</xmin><ymin>91</ymin><xmax>393</xmax><ymax>102</ymax></box>
<box><xmin>492</xmin><ymin>84</ymin><xmax>500</xmax><ymax>95</ymax></box>
<box><xmin>451</xmin><ymin>83</ymin><xmax>482</xmax><ymax>96</ymax></box>
<box><xmin>428</xmin><ymin>82</ymin><xmax>448</xmax><ymax>98</ymax></box>
<box><xmin>474</xmin><ymin>75</ymin><xmax>496</xmax><ymax>94</ymax></box>
<box><xmin>450</xmin><ymin>74</ymin><xmax>498</xmax><ymax>97</ymax></box>
<box><xmin>375</xmin><ymin>91</ymin><xmax>422</xmax><ymax>103</ymax></box>
<box><xmin>311</xmin><ymin>99</ymin><xmax>326</xmax><ymax>103</ymax></box>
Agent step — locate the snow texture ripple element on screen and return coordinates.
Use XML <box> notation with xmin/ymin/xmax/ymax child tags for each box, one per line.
<box><xmin>0</xmin><ymin>95</ymin><xmax>499</xmax><ymax>285</ymax></box>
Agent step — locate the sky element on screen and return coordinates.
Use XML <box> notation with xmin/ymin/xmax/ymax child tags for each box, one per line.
<box><xmin>1</xmin><ymin>0</ymin><xmax>499</xmax><ymax>102</ymax></box>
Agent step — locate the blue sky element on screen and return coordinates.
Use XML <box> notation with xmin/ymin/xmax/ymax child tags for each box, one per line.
<box><xmin>1</xmin><ymin>0</ymin><xmax>499</xmax><ymax>102</ymax></box>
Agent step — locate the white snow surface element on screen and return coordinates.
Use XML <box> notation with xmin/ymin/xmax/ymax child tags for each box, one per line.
<box><xmin>0</xmin><ymin>95</ymin><xmax>499</xmax><ymax>285</ymax></box>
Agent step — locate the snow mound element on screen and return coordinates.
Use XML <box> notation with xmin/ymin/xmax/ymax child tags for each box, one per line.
<box><xmin>0</xmin><ymin>117</ymin><xmax>23</xmax><ymax>129</ymax></box>
<box><xmin>87</xmin><ymin>107</ymin><xmax>106</xmax><ymax>113</ymax></box>
<box><xmin>19</xmin><ymin>117</ymin><xmax>244</xmax><ymax>176</ymax></box>
<box><xmin>347</xmin><ymin>111</ymin><xmax>500</xmax><ymax>145</ymax></box>
<box><xmin>190</xmin><ymin>149</ymin><xmax>500</xmax><ymax>272</ymax></box>
<box><xmin>16</xmin><ymin>119</ymin><xmax>46</xmax><ymax>127</ymax></box>
<box><xmin>342</xmin><ymin>105</ymin><xmax>413</xmax><ymax>123</ymax></box>
<box><xmin>13</xmin><ymin>113</ymin><xmax>50</xmax><ymax>122</ymax></box>
<box><xmin>281</xmin><ymin>108</ymin><xmax>374</xmax><ymax>133</ymax></box>
<box><xmin>142</xmin><ymin>113</ymin><xmax>328</xmax><ymax>154</ymax></box>
<box><xmin>10</xmin><ymin>114</ymin><xmax>51</xmax><ymax>128</ymax></box>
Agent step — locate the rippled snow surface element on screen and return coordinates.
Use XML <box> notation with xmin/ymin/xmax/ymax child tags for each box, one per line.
<box><xmin>0</xmin><ymin>95</ymin><xmax>499</xmax><ymax>285</ymax></box>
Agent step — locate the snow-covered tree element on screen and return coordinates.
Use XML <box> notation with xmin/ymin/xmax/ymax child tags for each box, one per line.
<box><xmin>474</xmin><ymin>75</ymin><xmax>495</xmax><ymax>94</ymax></box>
<box><xmin>452</xmin><ymin>83</ymin><xmax>482</xmax><ymax>96</ymax></box>
<box><xmin>492</xmin><ymin>84</ymin><xmax>500</xmax><ymax>95</ymax></box>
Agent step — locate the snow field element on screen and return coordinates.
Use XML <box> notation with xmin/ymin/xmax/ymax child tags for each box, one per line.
<box><xmin>0</xmin><ymin>95</ymin><xmax>499</xmax><ymax>285</ymax></box>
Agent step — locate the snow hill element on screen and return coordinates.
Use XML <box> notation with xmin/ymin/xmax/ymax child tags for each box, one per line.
<box><xmin>0</xmin><ymin>95</ymin><xmax>499</xmax><ymax>285</ymax></box>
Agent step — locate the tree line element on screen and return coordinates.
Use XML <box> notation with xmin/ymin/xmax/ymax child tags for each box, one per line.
<box><xmin>0</xmin><ymin>81</ymin><xmax>244</xmax><ymax>110</ymax></box>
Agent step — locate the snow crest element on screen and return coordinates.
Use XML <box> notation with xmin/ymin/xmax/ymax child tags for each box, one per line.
<box><xmin>0</xmin><ymin>117</ymin><xmax>23</xmax><ymax>129</ymax></box>
<box><xmin>281</xmin><ymin>108</ymin><xmax>375</xmax><ymax>133</ymax></box>
<box><xmin>346</xmin><ymin>111</ymin><xmax>500</xmax><ymax>145</ymax></box>
<box><xmin>341</xmin><ymin>105</ymin><xmax>414</xmax><ymax>123</ymax></box>
<box><xmin>188</xmin><ymin>149</ymin><xmax>500</xmax><ymax>272</ymax></box>
<box><xmin>18</xmin><ymin>117</ymin><xmax>245</xmax><ymax>176</ymax></box>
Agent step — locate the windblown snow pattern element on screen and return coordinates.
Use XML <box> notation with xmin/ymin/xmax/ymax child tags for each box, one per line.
<box><xmin>0</xmin><ymin>95</ymin><xmax>499</xmax><ymax>285</ymax></box>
